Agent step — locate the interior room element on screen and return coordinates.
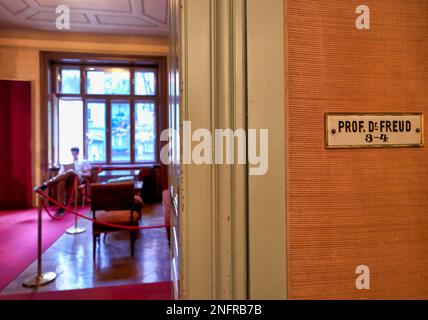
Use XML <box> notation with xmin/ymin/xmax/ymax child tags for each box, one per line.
<box><xmin>1</xmin><ymin>0</ymin><xmax>428</xmax><ymax>303</ymax></box>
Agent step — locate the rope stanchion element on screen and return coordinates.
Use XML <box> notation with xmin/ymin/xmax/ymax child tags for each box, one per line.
<box><xmin>37</xmin><ymin>177</ymin><xmax>169</xmax><ymax>231</ymax></box>
<box><xmin>22</xmin><ymin>172</ymin><xmax>78</xmax><ymax>288</ymax></box>
<box><xmin>22</xmin><ymin>193</ymin><xmax>56</xmax><ymax>288</ymax></box>
<box><xmin>22</xmin><ymin>173</ymin><xmax>168</xmax><ymax>289</ymax></box>
<box><xmin>41</xmin><ymin>176</ymin><xmax>77</xmax><ymax>221</ymax></box>
<box><xmin>66</xmin><ymin>177</ymin><xmax>86</xmax><ymax>235</ymax></box>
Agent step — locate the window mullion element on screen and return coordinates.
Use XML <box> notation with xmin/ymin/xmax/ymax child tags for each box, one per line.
<box><xmin>81</xmin><ymin>66</ymin><xmax>86</xmax><ymax>160</ymax></box>
<box><xmin>54</xmin><ymin>94</ymin><xmax>59</xmax><ymax>165</ymax></box>
<box><xmin>106</xmin><ymin>97</ymin><xmax>110</xmax><ymax>165</ymax></box>
<box><xmin>131</xmin><ymin>99</ymin><xmax>136</xmax><ymax>163</ymax></box>
<box><xmin>80</xmin><ymin>65</ymin><xmax>85</xmax><ymax>95</ymax></box>
<box><xmin>131</xmin><ymin>68</ymin><xmax>136</xmax><ymax>164</ymax></box>
<box><xmin>83</xmin><ymin>98</ymin><xmax>87</xmax><ymax>160</ymax></box>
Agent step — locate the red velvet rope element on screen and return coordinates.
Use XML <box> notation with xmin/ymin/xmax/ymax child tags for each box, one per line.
<box><xmin>41</xmin><ymin>177</ymin><xmax>78</xmax><ymax>221</ymax></box>
<box><xmin>37</xmin><ymin>177</ymin><xmax>169</xmax><ymax>231</ymax></box>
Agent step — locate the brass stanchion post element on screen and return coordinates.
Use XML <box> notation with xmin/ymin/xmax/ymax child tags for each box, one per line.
<box><xmin>23</xmin><ymin>194</ymin><xmax>56</xmax><ymax>288</ymax></box>
<box><xmin>66</xmin><ymin>178</ymin><xmax>86</xmax><ymax>235</ymax></box>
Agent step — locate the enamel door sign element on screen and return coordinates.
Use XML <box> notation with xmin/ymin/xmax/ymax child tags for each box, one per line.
<box><xmin>325</xmin><ymin>113</ymin><xmax>424</xmax><ymax>148</ymax></box>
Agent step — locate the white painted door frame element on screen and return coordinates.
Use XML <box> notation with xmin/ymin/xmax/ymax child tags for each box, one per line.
<box><xmin>175</xmin><ymin>0</ymin><xmax>286</xmax><ymax>300</ymax></box>
<box><xmin>178</xmin><ymin>0</ymin><xmax>247</xmax><ymax>300</ymax></box>
<box><xmin>246</xmin><ymin>0</ymin><xmax>287</xmax><ymax>300</ymax></box>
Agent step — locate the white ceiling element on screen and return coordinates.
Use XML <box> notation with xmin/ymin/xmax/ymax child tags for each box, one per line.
<box><xmin>0</xmin><ymin>0</ymin><xmax>168</xmax><ymax>37</ymax></box>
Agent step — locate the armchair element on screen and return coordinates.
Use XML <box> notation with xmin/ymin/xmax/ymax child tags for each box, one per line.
<box><xmin>78</xmin><ymin>166</ymin><xmax>102</xmax><ymax>207</ymax></box>
<box><xmin>90</xmin><ymin>182</ymin><xmax>139</xmax><ymax>260</ymax></box>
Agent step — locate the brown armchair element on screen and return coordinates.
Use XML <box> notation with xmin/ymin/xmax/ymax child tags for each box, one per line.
<box><xmin>79</xmin><ymin>166</ymin><xmax>102</xmax><ymax>207</ymax></box>
<box><xmin>90</xmin><ymin>182</ymin><xmax>139</xmax><ymax>260</ymax></box>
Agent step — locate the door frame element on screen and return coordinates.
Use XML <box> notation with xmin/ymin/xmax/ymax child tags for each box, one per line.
<box><xmin>171</xmin><ymin>0</ymin><xmax>286</xmax><ymax>300</ymax></box>
<box><xmin>246</xmin><ymin>0</ymin><xmax>287</xmax><ymax>300</ymax></box>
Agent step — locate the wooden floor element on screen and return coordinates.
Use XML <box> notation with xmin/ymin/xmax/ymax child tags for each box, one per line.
<box><xmin>0</xmin><ymin>204</ymin><xmax>171</xmax><ymax>296</ymax></box>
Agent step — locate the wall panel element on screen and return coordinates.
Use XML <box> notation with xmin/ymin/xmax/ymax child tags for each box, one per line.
<box><xmin>286</xmin><ymin>0</ymin><xmax>428</xmax><ymax>299</ymax></box>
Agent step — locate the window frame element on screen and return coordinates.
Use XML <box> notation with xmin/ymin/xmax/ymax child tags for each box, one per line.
<box><xmin>52</xmin><ymin>62</ymin><xmax>161</xmax><ymax>166</ymax></box>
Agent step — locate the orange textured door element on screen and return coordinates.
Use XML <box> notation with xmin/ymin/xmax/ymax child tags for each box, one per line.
<box><xmin>286</xmin><ymin>0</ymin><xmax>428</xmax><ymax>299</ymax></box>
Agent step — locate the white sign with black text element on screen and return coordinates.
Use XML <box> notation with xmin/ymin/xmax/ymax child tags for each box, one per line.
<box><xmin>325</xmin><ymin>113</ymin><xmax>424</xmax><ymax>148</ymax></box>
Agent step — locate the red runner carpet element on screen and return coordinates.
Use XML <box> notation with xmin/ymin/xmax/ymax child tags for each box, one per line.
<box><xmin>0</xmin><ymin>208</ymin><xmax>76</xmax><ymax>291</ymax></box>
<box><xmin>0</xmin><ymin>282</ymin><xmax>172</xmax><ymax>300</ymax></box>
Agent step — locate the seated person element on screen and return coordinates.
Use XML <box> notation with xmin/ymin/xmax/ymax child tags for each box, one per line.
<box><xmin>56</xmin><ymin>147</ymin><xmax>91</xmax><ymax>217</ymax></box>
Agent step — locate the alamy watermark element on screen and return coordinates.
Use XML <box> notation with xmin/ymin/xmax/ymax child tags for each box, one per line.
<box><xmin>55</xmin><ymin>5</ymin><xmax>70</xmax><ymax>30</ymax></box>
<box><xmin>160</xmin><ymin>122</ymin><xmax>269</xmax><ymax>176</ymax></box>
<box><xmin>355</xmin><ymin>265</ymin><xmax>371</xmax><ymax>290</ymax></box>
<box><xmin>356</xmin><ymin>5</ymin><xmax>370</xmax><ymax>30</ymax></box>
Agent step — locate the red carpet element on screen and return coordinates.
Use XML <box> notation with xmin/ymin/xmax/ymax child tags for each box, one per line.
<box><xmin>0</xmin><ymin>208</ymin><xmax>77</xmax><ymax>291</ymax></box>
<box><xmin>0</xmin><ymin>282</ymin><xmax>172</xmax><ymax>300</ymax></box>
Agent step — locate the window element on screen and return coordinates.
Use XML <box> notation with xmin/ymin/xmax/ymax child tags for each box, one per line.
<box><xmin>58</xmin><ymin>68</ymin><xmax>81</xmax><ymax>94</ymax></box>
<box><xmin>135</xmin><ymin>102</ymin><xmax>156</xmax><ymax>162</ymax></box>
<box><xmin>86</xmin><ymin>67</ymin><xmax>130</xmax><ymax>95</ymax></box>
<box><xmin>87</xmin><ymin>101</ymin><xmax>106</xmax><ymax>162</ymax></box>
<box><xmin>53</xmin><ymin>64</ymin><xmax>159</xmax><ymax>165</ymax></box>
<box><xmin>135</xmin><ymin>71</ymin><xmax>156</xmax><ymax>95</ymax></box>
<box><xmin>58</xmin><ymin>99</ymin><xmax>83</xmax><ymax>164</ymax></box>
<box><xmin>111</xmin><ymin>102</ymin><xmax>131</xmax><ymax>162</ymax></box>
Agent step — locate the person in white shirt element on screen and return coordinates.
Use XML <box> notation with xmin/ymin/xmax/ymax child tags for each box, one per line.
<box><xmin>56</xmin><ymin>147</ymin><xmax>91</xmax><ymax>217</ymax></box>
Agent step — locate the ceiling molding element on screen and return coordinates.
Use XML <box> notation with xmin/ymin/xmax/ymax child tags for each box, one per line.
<box><xmin>142</xmin><ymin>0</ymin><xmax>168</xmax><ymax>24</ymax></box>
<box><xmin>0</xmin><ymin>0</ymin><xmax>30</xmax><ymax>15</ymax></box>
<box><xmin>33</xmin><ymin>0</ymin><xmax>134</xmax><ymax>13</ymax></box>
<box><xmin>27</xmin><ymin>11</ymin><xmax>91</xmax><ymax>24</ymax></box>
<box><xmin>0</xmin><ymin>0</ymin><xmax>168</xmax><ymax>36</ymax></box>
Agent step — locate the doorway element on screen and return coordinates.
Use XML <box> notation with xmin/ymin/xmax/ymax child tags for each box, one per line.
<box><xmin>0</xmin><ymin>80</ymin><xmax>32</xmax><ymax>209</ymax></box>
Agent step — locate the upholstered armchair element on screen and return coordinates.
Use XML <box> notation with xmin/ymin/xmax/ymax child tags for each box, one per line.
<box><xmin>104</xmin><ymin>176</ymin><xmax>144</xmax><ymax>219</ymax></box>
<box><xmin>78</xmin><ymin>166</ymin><xmax>102</xmax><ymax>207</ymax></box>
<box><xmin>90</xmin><ymin>182</ymin><xmax>139</xmax><ymax>260</ymax></box>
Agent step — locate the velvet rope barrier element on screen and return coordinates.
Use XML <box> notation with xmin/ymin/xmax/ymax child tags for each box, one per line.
<box><xmin>22</xmin><ymin>175</ymin><xmax>169</xmax><ymax>288</ymax></box>
<box><xmin>36</xmin><ymin>177</ymin><xmax>169</xmax><ymax>231</ymax></box>
<box><xmin>41</xmin><ymin>177</ymin><xmax>77</xmax><ymax>221</ymax></box>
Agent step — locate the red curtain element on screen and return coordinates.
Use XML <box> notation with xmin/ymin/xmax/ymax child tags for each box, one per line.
<box><xmin>0</xmin><ymin>80</ymin><xmax>32</xmax><ymax>209</ymax></box>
